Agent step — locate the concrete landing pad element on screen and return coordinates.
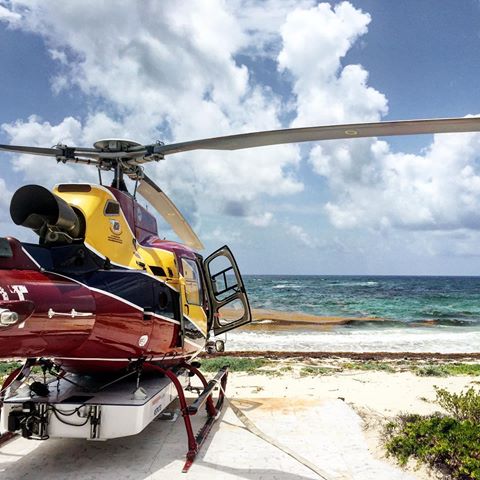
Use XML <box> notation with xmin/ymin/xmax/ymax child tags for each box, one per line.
<box><xmin>0</xmin><ymin>396</ymin><xmax>417</xmax><ymax>480</ymax></box>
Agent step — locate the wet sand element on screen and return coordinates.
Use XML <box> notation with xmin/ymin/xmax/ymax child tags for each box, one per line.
<box><xmin>249</xmin><ymin>308</ymin><xmax>383</xmax><ymax>330</ymax></box>
<box><xmin>247</xmin><ymin>309</ymin><xmax>458</xmax><ymax>332</ymax></box>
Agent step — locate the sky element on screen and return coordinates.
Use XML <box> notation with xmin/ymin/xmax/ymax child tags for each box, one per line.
<box><xmin>1</xmin><ymin>0</ymin><xmax>480</xmax><ymax>275</ymax></box>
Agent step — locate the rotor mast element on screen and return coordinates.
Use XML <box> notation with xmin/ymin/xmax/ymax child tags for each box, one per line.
<box><xmin>92</xmin><ymin>139</ymin><xmax>149</xmax><ymax>192</ymax></box>
<box><xmin>111</xmin><ymin>161</ymin><xmax>129</xmax><ymax>192</ymax></box>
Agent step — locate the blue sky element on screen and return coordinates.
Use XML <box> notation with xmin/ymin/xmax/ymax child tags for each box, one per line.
<box><xmin>2</xmin><ymin>1</ymin><xmax>480</xmax><ymax>275</ymax></box>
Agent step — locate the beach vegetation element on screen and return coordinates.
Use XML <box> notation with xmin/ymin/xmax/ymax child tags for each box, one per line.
<box><xmin>385</xmin><ymin>387</ymin><xmax>480</xmax><ymax>479</ymax></box>
<box><xmin>199</xmin><ymin>356</ymin><xmax>268</xmax><ymax>373</ymax></box>
<box><xmin>0</xmin><ymin>361</ymin><xmax>22</xmax><ymax>383</ymax></box>
<box><xmin>341</xmin><ymin>361</ymin><xmax>395</xmax><ymax>373</ymax></box>
<box><xmin>299</xmin><ymin>366</ymin><xmax>335</xmax><ymax>377</ymax></box>
<box><xmin>414</xmin><ymin>365</ymin><xmax>448</xmax><ymax>377</ymax></box>
<box><xmin>440</xmin><ymin>363</ymin><xmax>480</xmax><ymax>376</ymax></box>
<box><xmin>266</xmin><ymin>365</ymin><xmax>294</xmax><ymax>377</ymax></box>
<box><xmin>435</xmin><ymin>386</ymin><xmax>480</xmax><ymax>422</ymax></box>
<box><xmin>0</xmin><ymin>361</ymin><xmax>22</xmax><ymax>377</ymax></box>
<box><xmin>414</xmin><ymin>363</ymin><xmax>480</xmax><ymax>377</ymax></box>
<box><xmin>198</xmin><ymin>357</ymin><xmax>480</xmax><ymax>378</ymax></box>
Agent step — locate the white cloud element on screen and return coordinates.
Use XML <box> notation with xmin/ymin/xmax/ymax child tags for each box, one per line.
<box><xmin>314</xmin><ymin>126</ymin><xmax>480</xmax><ymax>232</ymax></box>
<box><xmin>0</xmin><ymin>176</ymin><xmax>19</xmax><ymax>235</ymax></box>
<box><xmin>1</xmin><ymin>115</ymin><xmax>97</xmax><ymax>185</ymax></box>
<box><xmin>228</xmin><ymin>0</ymin><xmax>316</xmax><ymax>56</ymax></box>
<box><xmin>247</xmin><ymin>211</ymin><xmax>273</xmax><ymax>227</ymax></box>
<box><xmin>0</xmin><ymin>4</ymin><xmax>20</xmax><ymax>21</ymax></box>
<box><xmin>0</xmin><ymin>0</ymin><xmax>304</xmax><ymax>229</ymax></box>
<box><xmin>278</xmin><ymin>2</ymin><xmax>480</xmax><ymax>238</ymax></box>
<box><xmin>278</xmin><ymin>2</ymin><xmax>387</xmax><ymax>126</ymax></box>
<box><xmin>202</xmin><ymin>226</ymin><xmax>241</xmax><ymax>244</ymax></box>
<box><xmin>286</xmin><ymin>223</ymin><xmax>317</xmax><ymax>248</ymax></box>
<box><xmin>0</xmin><ymin>177</ymin><xmax>11</xmax><ymax>208</ymax></box>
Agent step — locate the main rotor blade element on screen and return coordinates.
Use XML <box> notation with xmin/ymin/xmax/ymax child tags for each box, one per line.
<box><xmin>137</xmin><ymin>174</ymin><xmax>204</xmax><ymax>251</ymax></box>
<box><xmin>154</xmin><ymin>117</ymin><xmax>480</xmax><ymax>156</ymax></box>
<box><xmin>0</xmin><ymin>144</ymin><xmax>64</xmax><ymax>157</ymax></box>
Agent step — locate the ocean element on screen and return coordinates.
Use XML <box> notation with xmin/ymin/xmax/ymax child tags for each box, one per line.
<box><xmin>227</xmin><ymin>275</ymin><xmax>480</xmax><ymax>353</ymax></box>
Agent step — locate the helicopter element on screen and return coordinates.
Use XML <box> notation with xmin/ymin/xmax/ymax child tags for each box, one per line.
<box><xmin>0</xmin><ymin>116</ymin><xmax>479</xmax><ymax>469</ymax></box>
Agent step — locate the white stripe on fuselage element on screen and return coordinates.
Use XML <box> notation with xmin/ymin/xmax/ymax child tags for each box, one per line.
<box><xmin>45</xmin><ymin>270</ymin><xmax>180</xmax><ymax>325</ymax></box>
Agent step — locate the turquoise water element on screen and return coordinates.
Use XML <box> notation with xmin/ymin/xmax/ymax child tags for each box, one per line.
<box><xmin>228</xmin><ymin>276</ymin><xmax>480</xmax><ymax>352</ymax></box>
<box><xmin>244</xmin><ymin>275</ymin><xmax>480</xmax><ymax>325</ymax></box>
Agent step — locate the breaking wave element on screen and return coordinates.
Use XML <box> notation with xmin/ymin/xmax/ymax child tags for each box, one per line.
<box><xmin>227</xmin><ymin>327</ymin><xmax>480</xmax><ymax>353</ymax></box>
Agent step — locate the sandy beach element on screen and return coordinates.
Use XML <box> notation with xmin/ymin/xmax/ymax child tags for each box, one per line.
<box><xmin>1</xmin><ymin>355</ymin><xmax>478</xmax><ymax>479</ymax></box>
<box><xmin>227</xmin><ymin>357</ymin><xmax>478</xmax><ymax>476</ymax></box>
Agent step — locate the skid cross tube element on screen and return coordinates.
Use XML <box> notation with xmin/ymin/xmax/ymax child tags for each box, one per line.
<box><xmin>146</xmin><ymin>362</ymin><xmax>228</xmax><ymax>473</ymax></box>
<box><xmin>187</xmin><ymin>366</ymin><xmax>228</xmax><ymax>414</ymax></box>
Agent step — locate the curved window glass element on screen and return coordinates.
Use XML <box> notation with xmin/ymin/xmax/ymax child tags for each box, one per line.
<box><xmin>181</xmin><ymin>258</ymin><xmax>203</xmax><ymax>306</ymax></box>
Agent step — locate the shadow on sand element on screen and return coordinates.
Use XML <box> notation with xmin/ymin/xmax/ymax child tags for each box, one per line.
<box><xmin>0</xmin><ymin>401</ymin><xmax>320</xmax><ymax>480</ymax></box>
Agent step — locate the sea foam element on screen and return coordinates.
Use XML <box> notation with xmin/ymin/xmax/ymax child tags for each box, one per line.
<box><xmin>227</xmin><ymin>327</ymin><xmax>480</xmax><ymax>353</ymax></box>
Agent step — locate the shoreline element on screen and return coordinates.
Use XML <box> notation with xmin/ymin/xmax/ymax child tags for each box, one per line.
<box><xmin>203</xmin><ymin>350</ymin><xmax>480</xmax><ymax>360</ymax></box>
<box><xmin>250</xmin><ymin>308</ymin><xmax>384</xmax><ymax>327</ymax></box>
<box><xmin>247</xmin><ymin>308</ymin><xmax>480</xmax><ymax>332</ymax></box>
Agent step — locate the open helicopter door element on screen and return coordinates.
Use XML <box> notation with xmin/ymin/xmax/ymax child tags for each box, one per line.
<box><xmin>204</xmin><ymin>245</ymin><xmax>251</xmax><ymax>335</ymax></box>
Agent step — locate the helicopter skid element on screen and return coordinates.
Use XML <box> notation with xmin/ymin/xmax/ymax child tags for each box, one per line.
<box><xmin>145</xmin><ymin>362</ymin><xmax>228</xmax><ymax>473</ymax></box>
<box><xmin>1</xmin><ymin>362</ymin><xmax>229</xmax><ymax>472</ymax></box>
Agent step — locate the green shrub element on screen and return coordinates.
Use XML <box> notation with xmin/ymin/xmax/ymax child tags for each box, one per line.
<box><xmin>200</xmin><ymin>356</ymin><xmax>267</xmax><ymax>373</ymax></box>
<box><xmin>414</xmin><ymin>363</ymin><xmax>480</xmax><ymax>377</ymax></box>
<box><xmin>0</xmin><ymin>361</ymin><xmax>23</xmax><ymax>383</ymax></box>
<box><xmin>0</xmin><ymin>361</ymin><xmax>22</xmax><ymax>376</ymax></box>
<box><xmin>443</xmin><ymin>363</ymin><xmax>480</xmax><ymax>376</ymax></box>
<box><xmin>342</xmin><ymin>361</ymin><xmax>395</xmax><ymax>373</ymax></box>
<box><xmin>386</xmin><ymin>415</ymin><xmax>480</xmax><ymax>478</ymax></box>
<box><xmin>385</xmin><ymin>387</ymin><xmax>480</xmax><ymax>479</ymax></box>
<box><xmin>415</xmin><ymin>365</ymin><xmax>448</xmax><ymax>377</ymax></box>
<box><xmin>435</xmin><ymin>386</ymin><xmax>480</xmax><ymax>422</ymax></box>
<box><xmin>299</xmin><ymin>366</ymin><xmax>335</xmax><ymax>377</ymax></box>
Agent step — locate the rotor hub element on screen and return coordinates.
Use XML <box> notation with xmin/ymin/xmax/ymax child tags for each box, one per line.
<box><xmin>93</xmin><ymin>139</ymin><xmax>143</xmax><ymax>152</ymax></box>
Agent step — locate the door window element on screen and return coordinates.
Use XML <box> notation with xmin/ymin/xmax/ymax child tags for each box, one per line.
<box><xmin>208</xmin><ymin>254</ymin><xmax>240</xmax><ymax>301</ymax></box>
<box><xmin>181</xmin><ymin>257</ymin><xmax>203</xmax><ymax>306</ymax></box>
<box><xmin>204</xmin><ymin>245</ymin><xmax>251</xmax><ymax>335</ymax></box>
<box><xmin>217</xmin><ymin>298</ymin><xmax>246</xmax><ymax>326</ymax></box>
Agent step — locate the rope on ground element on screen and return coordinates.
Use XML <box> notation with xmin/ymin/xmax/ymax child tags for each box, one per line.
<box><xmin>223</xmin><ymin>393</ymin><xmax>350</xmax><ymax>480</ymax></box>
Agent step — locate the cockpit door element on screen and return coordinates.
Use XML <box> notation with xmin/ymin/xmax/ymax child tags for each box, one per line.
<box><xmin>203</xmin><ymin>245</ymin><xmax>251</xmax><ymax>335</ymax></box>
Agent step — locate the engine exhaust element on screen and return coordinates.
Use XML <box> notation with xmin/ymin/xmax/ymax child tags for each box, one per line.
<box><xmin>10</xmin><ymin>185</ymin><xmax>83</xmax><ymax>242</ymax></box>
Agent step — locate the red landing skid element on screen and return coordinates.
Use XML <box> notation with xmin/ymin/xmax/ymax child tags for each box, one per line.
<box><xmin>146</xmin><ymin>362</ymin><xmax>228</xmax><ymax>473</ymax></box>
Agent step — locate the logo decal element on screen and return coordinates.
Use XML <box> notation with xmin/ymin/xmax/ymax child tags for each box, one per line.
<box><xmin>109</xmin><ymin>219</ymin><xmax>122</xmax><ymax>235</ymax></box>
<box><xmin>0</xmin><ymin>285</ymin><xmax>29</xmax><ymax>301</ymax></box>
<box><xmin>9</xmin><ymin>285</ymin><xmax>28</xmax><ymax>301</ymax></box>
<box><xmin>138</xmin><ymin>335</ymin><xmax>149</xmax><ymax>347</ymax></box>
<box><xmin>0</xmin><ymin>287</ymin><xmax>8</xmax><ymax>301</ymax></box>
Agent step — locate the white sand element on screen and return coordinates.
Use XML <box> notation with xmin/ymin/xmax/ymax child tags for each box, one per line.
<box><xmin>226</xmin><ymin>363</ymin><xmax>478</xmax><ymax>479</ymax></box>
<box><xmin>0</xmin><ymin>362</ymin><xmax>477</xmax><ymax>479</ymax></box>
